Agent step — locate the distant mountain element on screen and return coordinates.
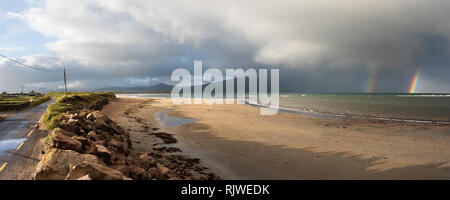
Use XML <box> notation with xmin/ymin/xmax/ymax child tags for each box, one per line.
<box><xmin>94</xmin><ymin>77</ymin><xmax>283</xmax><ymax>94</ymax></box>
<box><xmin>97</xmin><ymin>83</ymin><xmax>174</xmax><ymax>93</ymax></box>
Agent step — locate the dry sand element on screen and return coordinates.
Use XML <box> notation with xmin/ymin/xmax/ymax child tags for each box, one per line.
<box><xmin>103</xmin><ymin>97</ymin><xmax>450</xmax><ymax>180</ymax></box>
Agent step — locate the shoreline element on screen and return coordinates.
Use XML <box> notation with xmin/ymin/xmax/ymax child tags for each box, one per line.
<box><xmin>248</xmin><ymin>101</ymin><xmax>450</xmax><ymax>125</ymax></box>
<box><xmin>104</xmin><ymin>96</ymin><xmax>450</xmax><ymax>179</ymax></box>
<box><xmin>117</xmin><ymin>94</ymin><xmax>450</xmax><ymax>125</ymax></box>
<box><xmin>101</xmin><ymin>97</ymin><xmax>219</xmax><ymax>180</ymax></box>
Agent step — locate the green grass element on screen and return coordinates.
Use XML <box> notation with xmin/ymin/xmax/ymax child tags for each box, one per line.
<box><xmin>0</xmin><ymin>96</ymin><xmax>48</xmax><ymax>104</ymax></box>
<box><xmin>42</xmin><ymin>92</ymin><xmax>115</xmax><ymax>130</ymax></box>
<box><xmin>44</xmin><ymin>131</ymin><xmax>54</xmax><ymax>145</ymax></box>
<box><xmin>0</xmin><ymin>95</ymin><xmax>51</xmax><ymax>110</ymax></box>
<box><xmin>42</xmin><ymin>103</ymin><xmax>72</xmax><ymax>130</ymax></box>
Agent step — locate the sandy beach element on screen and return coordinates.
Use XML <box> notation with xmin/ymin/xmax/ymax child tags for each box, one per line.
<box><xmin>102</xmin><ymin>97</ymin><xmax>450</xmax><ymax>180</ymax></box>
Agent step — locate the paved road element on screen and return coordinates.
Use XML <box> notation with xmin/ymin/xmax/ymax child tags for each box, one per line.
<box><xmin>0</xmin><ymin>99</ymin><xmax>54</xmax><ymax>180</ymax></box>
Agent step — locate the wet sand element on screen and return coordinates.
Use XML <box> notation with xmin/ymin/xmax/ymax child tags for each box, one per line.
<box><xmin>104</xmin><ymin>97</ymin><xmax>450</xmax><ymax>180</ymax></box>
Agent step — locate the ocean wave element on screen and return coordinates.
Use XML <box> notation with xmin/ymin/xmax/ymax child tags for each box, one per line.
<box><xmin>396</xmin><ymin>94</ymin><xmax>450</xmax><ymax>97</ymax></box>
<box><xmin>244</xmin><ymin>100</ymin><xmax>450</xmax><ymax>124</ymax></box>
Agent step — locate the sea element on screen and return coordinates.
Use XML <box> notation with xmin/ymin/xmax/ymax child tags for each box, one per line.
<box><xmin>116</xmin><ymin>93</ymin><xmax>450</xmax><ymax>124</ymax></box>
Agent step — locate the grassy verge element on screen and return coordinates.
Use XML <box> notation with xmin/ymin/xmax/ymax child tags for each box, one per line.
<box><xmin>29</xmin><ymin>96</ymin><xmax>52</xmax><ymax>107</ymax></box>
<box><xmin>42</xmin><ymin>92</ymin><xmax>115</xmax><ymax>130</ymax></box>
<box><xmin>0</xmin><ymin>95</ymin><xmax>51</xmax><ymax>111</ymax></box>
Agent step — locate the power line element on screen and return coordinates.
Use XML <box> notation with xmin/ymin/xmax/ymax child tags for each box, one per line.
<box><xmin>1</xmin><ymin>53</ymin><xmax>68</xmax><ymax>95</ymax></box>
<box><xmin>0</xmin><ymin>54</ymin><xmax>63</xmax><ymax>72</ymax></box>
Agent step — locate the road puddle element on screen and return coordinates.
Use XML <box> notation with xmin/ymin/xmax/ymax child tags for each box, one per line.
<box><xmin>0</xmin><ymin>138</ymin><xmax>27</xmax><ymax>155</ymax></box>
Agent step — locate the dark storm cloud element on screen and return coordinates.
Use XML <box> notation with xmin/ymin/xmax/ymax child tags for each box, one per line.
<box><xmin>1</xmin><ymin>0</ymin><xmax>449</xmax><ymax>92</ymax></box>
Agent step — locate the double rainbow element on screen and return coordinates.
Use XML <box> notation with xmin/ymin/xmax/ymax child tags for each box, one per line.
<box><xmin>365</xmin><ymin>69</ymin><xmax>421</xmax><ymax>93</ymax></box>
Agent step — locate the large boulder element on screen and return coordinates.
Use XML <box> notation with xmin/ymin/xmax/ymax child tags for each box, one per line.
<box><xmin>49</xmin><ymin>130</ymin><xmax>83</xmax><ymax>152</ymax></box>
<box><xmin>157</xmin><ymin>163</ymin><xmax>170</xmax><ymax>176</ymax></box>
<box><xmin>87</xmin><ymin>131</ymin><xmax>102</xmax><ymax>141</ymax></box>
<box><xmin>97</xmin><ymin>130</ymin><xmax>113</xmax><ymax>141</ymax></box>
<box><xmin>111</xmin><ymin>165</ymin><xmax>148</xmax><ymax>180</ymax></box>
<box><xmin>79</xmin><ymin>119</ymin><xmax>94</xmax><ymax>132</ymax></box>
<box><xmin>94</xmin><ymin>117</ymin><xmax>111</xmax><ymax>131</ymax></box>
<box><xmin>138</xmin><ymin>154</ymin><xmax>154</xmax><ymax>170</ymax></box>
<box><xmin>58</xmin><ymin>115</ymin><xmax>83</xmax><ymax>134</ymax></box>
<box><xmin>95</xmin><ymin>144</ymin><xmax>114</xmax><ymax>163</ymax></box>
<box><xmin>65</xmin><ymin>162</ymin><xmax>126</xmax><ymax>180</ymax></box>
<box><xmin>34</xmin><ymin>148</ymin><xmax>99</xmax><ymax>180</ymax></box>
<box><xmin>148</xmin><ymin>167</ymin><xmax>164</xmax><ymax>180</ymax></box>
<box><xmin>127</xmin><ymin>165</ymin><xmax>149</xmax><ymax>180</ymax></box>
<box><xmin>49</xmin><ymin>128</ymin><xmax>76</xmax><ymax>137</ymax></box>
<box><xmin>71</xmin><ymin>136</ymin><xmax>91</xmax><ymax>147</ymax></box>
<box><xmin>107</xmin><ymin>139</ymin><xmax>128</xmax><ymax>154</ymax></box>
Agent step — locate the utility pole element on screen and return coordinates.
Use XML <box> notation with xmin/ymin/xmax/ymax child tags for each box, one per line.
<box><xmin>64</xmin><ymin>68</ymin><xmax>68</xmax><ymax>96</ymax></box>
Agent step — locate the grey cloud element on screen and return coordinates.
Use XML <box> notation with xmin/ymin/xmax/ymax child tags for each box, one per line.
<box><xmin>1</xmin><ymin>0</ymin><xmax>449</xmax><ymax>92</ymax></box>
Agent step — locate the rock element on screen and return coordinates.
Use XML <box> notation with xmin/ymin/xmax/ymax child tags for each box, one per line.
<box><xmin>139</xmin><ymin>153</ymin><xmax>151</xmax><ymax>161</ymax></box>
<box><xmin>97</xmin><ymin>130</ymin><xmax>113</xmax><ymax>141</ymax></box>
<box><xmin>91</xmin><ymin>111</ymin><xmax>103</xmax><ymax>119</ymax></box>
<box><xmin>112</xmin><ymin>134</ymin><xmax>120</xmax><ymax>140</ymax></box>
<box><xmin>107</xmin><ymin>139</ymin><xmax>128</xmax><ymax>154</ymax></box>
<box><xmin>127</xmin><ymin>165</ymin><xmax>149</xmax><ymax>180</ymax></box>
<box><xmin>65</xmin><ymin>162</ymin><xmax>125</xmax><ymax>180</ymax></box>
<box><xmin>79</xmin><ymin>109</ymin><xmax>89</xmax><ymax>118</ymax></box>
<box><xmin>120</xmin><ymin>134</ymin><xmax>128</xmax><ymax>143</ymax></box>
<box><xmin>34</xmin><ymin>148</ymin><xmax>99</xmax><ymax>180</ymax></box>
<box><xmin>114</xmin><ymin>153</ymin><xmax>127</xmax><ymax>166</ymax></box>
<box><xmin>152</xmin><ymin>132</ymin><xmax>177</xmax><ymax>144</ymax></box>
<box><xmin>109</xmin><ymin>121</ymin><xmax>124</xmax><ymax>134</ymax></box>
<box><xmin>94</xmin><ymin>117</ymin><xmax>111</xmax><ymax>131</ymax></box>
<box><xmin>87</xmin><ymin>131</ymin><xmax>101</xmax><ymax>141</ymax></box>
<box><xmin>58</xmin><ymin>115</ymin><xmax>83</xmax><ymax>134</ymax></box>
<box><xmin>53</xmin><ymin>128</ymin><xmax>76</xmax><ymax>137</ymax></box>
<box><xmin>125</xmin><ymin>155</ymin><xmax>148</xmax><ymax>170</ymax></box>
<box><xmin>125</xmin><ymin>156</ymin><xmax>137</xmax><ymax>166</ymax></box>
<box><xmin>49</xmin><ymin>130</ymin><xmax>83</xmax><ymax>152</ymax></box>
<box><xmin>157</xmin><ymin>163</ymin><xmax>170</xmax><ymax>176</ymax></box>
<box><xmin>80</xmin><ymin>119</ymin><xmax>93</xmax><ymax>131</ymax></box>
<box><xmin>95</xmin><ymin>145</ymin><xmax>112</xmax><ymax>160</ymax></box>
<box><xmin>111</xmin><ymin>165</ymin><xmax>130</xmax><ymax>177</ymax></box>
<box><xmin>92</xmin><ymin>140</ymin><xmax>106</xmax><ymax>147</ymax></box>
<box><xmin>77</xmin><ymin>175</ymin><xmax>92</xmax><ymax>180</ymax></box>
<box><xmin>148</xmin><ymin>167</ymin><xmax>164</xmax><ymax>180</ymax></box>
<box><xmin>128</xmin><ymin>149</ymin><xmax>137</xmax><ymax>157</ymax></box>
<box><xmin>107</xmin><ymin>138</ymin><xmax>121</xmax><ymax>148</ymax></box>
<box><xmin>86</xmin><ymin>113</ymin><xmax>96</xmax><ymax>121</ymax></box>
<box><xmin>138</xmin><ymin>154</ymin><xmax>152</xmax><ymax>170</ymax></box>
<box><xmin>86</xmin><ymin>145</ymin><xmax>96</xmax><ymax>155</ymax></box>
<box><xmin>71</xmin><ymin>136</ymin><xmax>90</xmax><ymax>147</ymax></box>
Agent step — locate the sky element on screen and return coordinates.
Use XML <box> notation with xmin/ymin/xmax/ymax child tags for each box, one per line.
<box><xmin>0</xmin><ymin>0</ymin><xmax>449</xmax><ymax>93</ymax></box>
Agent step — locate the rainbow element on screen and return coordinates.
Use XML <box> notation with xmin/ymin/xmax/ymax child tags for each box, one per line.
<box><xmin>408</xmin><ymin>70</ymin><xmax>420</xmax><ymax>93</ymax></box>
<box><xmin>365</xmin><ymin>69</ymin><xmax>378</xmax><ymax>93</ymax></box>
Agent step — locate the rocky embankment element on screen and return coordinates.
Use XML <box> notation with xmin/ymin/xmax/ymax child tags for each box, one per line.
<box><xmin>33</xmin><ymin>99</ymin><xmax>219</xmax><ymax>180</ymax></box>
